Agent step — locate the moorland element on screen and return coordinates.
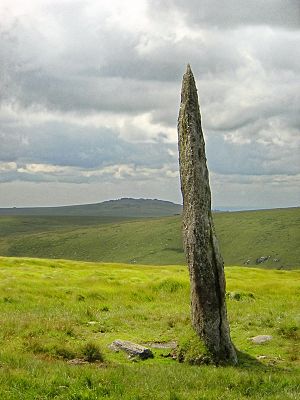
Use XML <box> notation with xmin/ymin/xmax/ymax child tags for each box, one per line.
<box><xmin>0</xmin><ymin>200</ymin><xmax>299</xmax><ymax>399</ymax></box>
<box><xmin>0</xmin><ymin>201</ymin><xmax>299</xmax><ymax>268</ymax></box>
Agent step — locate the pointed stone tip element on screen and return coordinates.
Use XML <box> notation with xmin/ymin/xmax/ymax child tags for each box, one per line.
<box><xmin>183</xmin><ymin>64</ymin><xmax>195</xmax><ymax>85</ymax></box>
<box><xmin>186</xmin><ymin>64</ymin><xmax>192</xmax><ymax>73</ymax></box>
<box><xmin>182</xmin><ymin>64</ymin><xmax>195</xmax><ymax>90</ymax></box>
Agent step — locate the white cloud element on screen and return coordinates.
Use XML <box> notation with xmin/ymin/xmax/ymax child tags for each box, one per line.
<box><xmin>0</xmin><ymin>162</ymin><xmax>17</xmax><ymax>172</ymax></box>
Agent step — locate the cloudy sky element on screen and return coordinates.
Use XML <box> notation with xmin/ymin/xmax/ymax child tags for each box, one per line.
<box><xmin>0</xmin><ymin>0</ymin><xmax>299</xmax><ymax>209</ymax></box>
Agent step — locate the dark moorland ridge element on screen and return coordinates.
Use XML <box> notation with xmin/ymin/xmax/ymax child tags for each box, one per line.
<box><xmin>0</xmin><ymin>198</ymin><xmax>182</xmax><ymax>217</ymax></box>
<box><xmin>0</xmin><ymin>203</ymin><xmax>299</xmax><ymax>269</ymax></box>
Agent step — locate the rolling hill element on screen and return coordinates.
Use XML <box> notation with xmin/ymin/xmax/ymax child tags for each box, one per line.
<box><xmin>0</xmin><ymin>207</ymin><xmax>299</xmax><ymax>268</ymax></box>
<box><xmin>0</xmin><ymin>198</ymin><xmax>182</xmax><ymax>217</ymax></box>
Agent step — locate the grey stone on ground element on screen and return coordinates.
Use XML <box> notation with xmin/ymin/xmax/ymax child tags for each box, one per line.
<box><xmin>146</xmin><ymin>341</ymin><xmax>177</xmax><ymax>349</ymax></box>
<box><xmin>256</xmin><ymin>256</ymin><xmax>270</xmax><ymax>264</ymax></box>
<box><xmin>251</xmin><ymin>335</ymin><xmax>273</xmax><ymax>344</ymax></box>
<box><xmin>109</xmin><ymin>339</ymin><xmax>154</xmax><ymax>359</ymax></box>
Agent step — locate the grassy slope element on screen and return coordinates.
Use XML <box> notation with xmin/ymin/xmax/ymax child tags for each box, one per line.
<box><xmin>0</xmin><ymin>257</ymin><xmax>299</xmax><ymax>399</ymax></box>
<box><xmin>216</xmin><ymin>208</ymin><xmax>300</xmax><ymax>268</ymax></box>
<box><xmin>0</xmin><ymin>207</ymin><xmax>299</xmax><ymax>268</ymax></box>
<box><xmin>0</xmin><ymin>215</ymin><xmax>132</xmax><ymax>255</ymax></box>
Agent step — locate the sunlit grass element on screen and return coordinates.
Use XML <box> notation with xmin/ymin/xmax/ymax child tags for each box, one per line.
<box><xmin>0</xmin><ymin>257</ymin><xmax>299</xmax><ymax>399</ymax></box>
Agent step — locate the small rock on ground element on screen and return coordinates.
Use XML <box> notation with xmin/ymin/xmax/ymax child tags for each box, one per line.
<box><xmin>109</xmin><ymin>339</ymin><xmax>153</xmax><ymax>359</ymax></box>
<box><xmin>251</xmin><ymin>335</ymin><xmax>273</xmax><ymax>344</ymax></box>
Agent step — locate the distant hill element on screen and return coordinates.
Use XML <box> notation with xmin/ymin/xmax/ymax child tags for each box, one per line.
<box><xmin>0</xmin><ymin>207</ymin><xmax>299</xmax><ymax>268</ymax></box>
<box><xmin>0</xmin><ymin>198</ymin><xmax>182</xmax><ymax>218</ymax></box>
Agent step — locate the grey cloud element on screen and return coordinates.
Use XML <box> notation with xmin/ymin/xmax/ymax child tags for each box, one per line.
<box><xmin>0</xmin><ymin>7</ymin><xmax>244</xmax><ymax>115</ymax></box>
<box><xmin>1</xmin><ymin>26</ymin><xmax>179</xmax><ymax>114</ymax></box>
<box><xmin>254</xmin><ymin>32</ymin><xmax>300</xmax><ymax>74</ymax></box>
<box><xmin>0</xmin><ymin>0</ymin><xmax>299</xmax><ymax>207</ymax></box>
<box><xmin>210</xmin><ymin>172</ymin><xmax>300</xmax><ymax>209</ymax></box>
<box><xmin>1</xmin><ymin>2</ymin><xmax>298</xmax><ymax>121</ymax></box>
<box><xmin>150</xmin><ymin>0</ymin><xmax>300</xmax><ymax>29</ymax></box>
<box><xmin>206</xmin><ymin>128</ymin><xmax>300</xmax><ymax>177</ymax></box>
<box><xmin>0</xmin><ymin>164</ymin><xmax>179</xmax><ymax>184</ymax></box>
<box><xmin>0</xmin><ymin>120</ymin><xmax>177</xmax><ymax>170</ymax></box>
<box><xmin>98</xmin><ymin>29</ymin><xmax>241</xmax><ymax>81</ymax></box>
<box><xmin>13</xmin><ymin>71</ymin><xmax>169</xmax><ymax>113</ymax></box>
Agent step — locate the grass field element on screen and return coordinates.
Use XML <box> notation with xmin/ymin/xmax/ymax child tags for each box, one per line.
<box><xmin>0</xmin><ymin>207</ymin><xmax>299</xmax><ymax>268</ymax></box>
<box><xmin>0</xmin><ymin>256</ymin><xmax>299</xmax><ymax>399</ymax></box>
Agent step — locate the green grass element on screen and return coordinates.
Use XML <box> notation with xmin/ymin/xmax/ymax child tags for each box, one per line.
<box><xmin>0</xmin><ymin>207</ymin><xmax>299</xmax><ymax>268</ymax></box>
<box><xmin>216</xmin><ymin>208</ymin><xmax>300</xmax><ymax>268</ymax></box>
<box><xmin>0</xmin><ymin>256</ymin><xmax>299</xmax><ymax>399</ymax></box>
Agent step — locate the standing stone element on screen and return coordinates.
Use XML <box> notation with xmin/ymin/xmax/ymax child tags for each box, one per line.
<box><xmin>177</xmin><ymin>65</ymin><xmax>237</xmax><ymax>365</ymax></box>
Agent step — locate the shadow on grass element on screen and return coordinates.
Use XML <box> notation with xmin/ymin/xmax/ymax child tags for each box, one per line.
<box><xmin>235</xmin><ymin>350</ymin><xmax>280</xmax><ymax>372</ymax></box>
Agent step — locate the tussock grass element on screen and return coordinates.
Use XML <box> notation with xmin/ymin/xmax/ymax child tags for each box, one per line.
<box><xmin>0</xmin><ymin>256</ymin><xmax>299</xmax><ymax>399</ymax></box>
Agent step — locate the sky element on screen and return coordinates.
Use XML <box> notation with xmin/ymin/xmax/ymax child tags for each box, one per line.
<box><xmin>0</xmin><ymin>0</ymin><xmax>299</xmax><ymax>209</ymax></box>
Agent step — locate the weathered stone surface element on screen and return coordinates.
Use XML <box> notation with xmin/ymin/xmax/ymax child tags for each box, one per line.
<box><xmin>109</xmin><ymin>340</ymin><xmax>154</xmax><ymax>359</ymax></box>
<box><xmin>146</xmin><ymin>341</ymin><xmax>177</xmax><ymax>349</ymax></box>
<box><xmin>177</xmin><ymin>65</ymin><xmax>237</xmax><ymax>365</ymax></box>
<box><xmin>251</xmin><ymin>335</ymin><xmax>273</xmax><ymax>344</ymax></box>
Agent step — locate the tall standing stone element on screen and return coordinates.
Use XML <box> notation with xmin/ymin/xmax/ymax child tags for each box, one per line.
<box><xmin>178</xmin><ymin>65</ymin><xmax>237</xmax><ymax>364</ymax></box>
